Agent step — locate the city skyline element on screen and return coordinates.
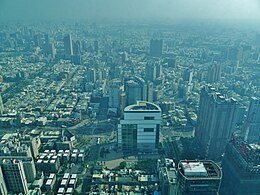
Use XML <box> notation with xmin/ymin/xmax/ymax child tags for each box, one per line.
<box><xmin>0</xmin><ymin>0</ymin><xmax>260</xmax><ymax>22</ymax></box>
<box><xmin>0</xmin><ymin>1</ymin><xmax>259</xmax><ymax>193</ymax></box>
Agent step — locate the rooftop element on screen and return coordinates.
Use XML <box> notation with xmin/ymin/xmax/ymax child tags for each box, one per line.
<box><xmin>124</xmin><ymin>101</ymin><xmax>161</xmax><ymax>112</ymax></box>
<box><xmin>178</xmin><ymin>160</ymin><xmax>222</xmax><ymax>179</ymax></box>
<box><xmin>181</xmin><ymin>162</ymin><xmax>207</xmax><ymax>177</ymax></box>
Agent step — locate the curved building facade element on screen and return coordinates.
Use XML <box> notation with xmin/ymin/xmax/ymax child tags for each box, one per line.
<box><xmin>118</xmin><ymin>101</ymin><xmax>161</xmax><ymax>154</ymax></box>
<box><xmin>176</xmin><ymin>160</ymin><xmax>222</xmax><ymax>195</ymax></box>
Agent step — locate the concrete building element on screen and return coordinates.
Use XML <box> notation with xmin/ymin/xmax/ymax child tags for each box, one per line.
<box><xmin>150</xmin><ymin>39</ymin><xmax>163</xmax><ymax>57</ymax></box>
<box><xmin>245</xmin><ymin>97</ymin><xmax>260</xmax><ymax>143</ymax></box>
<box><xmin>196</xmin><ymin>85</ymin><xmax>245</xmax><ymax>159</ymax></box>
<box><xmin>0</xmin><ymin>167</ymin><xmax>7</xmax><ymax>195</ymax></box>
<box><xmin>108</xmin><ymin>78</ymin><xmax>122</xmax><ymax>110</ymax></box>
<box><xmin>158</xmin><ymin>158</ymin><xmax>177</xmax><ymax>195</ymax></box>
<box><xmin>176</xmin><ymin>160</ymin><xmax>222</xmax><ymax>195</ymax></box>
<box><xmin>145</xmin><ymin>61</ymin><xmax>163</xmax><ymax>82</ymax></box>
<box><xmin>220</xmin><ymin>136</ymin><xmax>260</xmax><ymax>195</ymax></box>
<box><xmin>44</xmin><ymin>42</ymin><xmax>56</xmax><ymax>59</ymax></box>
<box><xmin>86</xmin><ymin>68</ymin><xmax>97</xmax><ymax>83</ymax></box>
<box><xmin>0</xmin><ymin>95</ymin><xmax>4</xmax><ymax>116</ymax></box>
<box><xmin>183</xmin><ymin>68</ymin><xmax>193</xmax><ymax>84</ymax></box>
<box><xmin>0</xmin><ymin>141</ymin><xmax>37</xmax><ymax>183</ymax></box>
<box><xmin>64</xmin><ymin>33</ymin><xmax>73</xmax><ymax>56</ymax></box>
<box><xmin>20</xmin><ymin>135</ymin><xmax>41</xmax><ymax>159</ymax></box>
<box><xmin>145</xmin><ymin>62</ymin><xmax>157</xmax><ymax>82</ymax></box>
<box><xmin>0</xmin><ymin>159</ymin><xmax>28</xmax><ymax>194</ymax></box>
<box><xmin>207</xmin><ymin>61</ymin><xmax>221</xmax><ymax>83</ymax></box>
<box><xmin>118</xmin><ymin>101</ymin><xmax>161</xmax><ymax>154</ymax></box>
<box><xmin>147</xmin><ymin>81</ymin><xmax>154</xmax><ymax>103</ymax></box>
<box><xmin>124</xmin><ymin>77</ymin><xmax>147</xmax><ymax>106</ymax></box>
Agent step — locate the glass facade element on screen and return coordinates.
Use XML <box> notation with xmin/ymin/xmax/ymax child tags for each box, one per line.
<box><xmin>121</xmin><ymin>124</ymin><xmax>137</xmax><ymax>153</ymax></box>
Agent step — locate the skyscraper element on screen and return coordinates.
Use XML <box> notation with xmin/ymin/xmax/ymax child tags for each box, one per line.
<box><xmin>0</xmin><ymin>94</ymin><xmax>4</xmax><ymax>116</ymax></box>
<box><xmin>0</xmin><ymin>167</ymin><xmax>7</xmax><ymax>195</ymax></box>
<box><xmin>227</xmin><ymin>46</ymin><xmax>242</xmax><ymax>61</ymax></box>
<box><xmin>73</xmin><ymin>40</ymin><xmax>81</xmax><ymax>55</ymax></box>
<box><xmin>86</xmin><ymin>68</ymin><xmax>97</xmax><ymax>83</ymax></box>
<box><xmin>176</xmin><ymin>160</ymin><xmax>222</xmax><ymax>195</ymax></box>
<box><xmin>118</xmin><ymin>101</ymin><xmax>161</xmax><ymax>154</ymax></box>
<box><xmin>93</xmin><ymin>40</ymin><xmax>99</xmax><ymax>53</ymax></box>
<box><xmin>145</xmin><ymin>61</ymin><xmax>163</xmax><ymax>82</ymax></box>
<box><xmin>245</xmin><ymin>97</ymin><xmax>260</xmax><ymax>143</ymax></box>
<box><xmin>150</xmin><ymin>39</ymin><xmax>163</xmax><ymax>57</ymax></box>
<box><xmin>196</xmin><ymin>85</ymin><xmax>244</xmax><ymax>159</ymax></box>
<box><xmin>220</xmin><ymin>136</ymin><xmax>260</xmax><ymax>195</ymax></box>
<box><xmin>147</xmin><ymin>81</ymin><xmax>154</xmax><ymax>102</ymax></box>
<box><xmin>0</xmin><ymin>159</ymin><xmax>28</xmax><ymax>194</ymax></box>
<box><xmin>183</xmin><ymin>68</ymin><xmax>193</xmax><ymax>84</ymax></box>
<box><xmin>207</xmin><ymin>61</ymin><xmax>221</xmax><ymax>83</ymax></box>
<box><xmin>124</xmin><ymin>77</ymin><xmax>147</xmax><ymax>106</ymax></box>
<box><xmin>64</xmin><ymin>33</ymin><xmax>73</xmax><ymax>56</ymax></box>
<box><xmin>108</xmin><ymin>79</ymin><xmax>122</xmax><ymax>109</ymax></box>
<box><xmin>44</xmin><ymin>42</ymin><xmax>56</xmax><ymax>59</ymax></box>
<box><xmin>145</xmin><ymin>62</ymin><xmax>157</xmax><ymax>82</ymax></box>
<box><xmin>158</xmin><ymin>158</ymin><xmax>177</xmax><ymax>195</ymax></box>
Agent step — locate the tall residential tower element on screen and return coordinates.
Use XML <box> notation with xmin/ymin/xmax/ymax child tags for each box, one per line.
<box><xmin>196</xmin><ymin>85</ymin><xmax>244</xmax><ymax>159</ymax></box>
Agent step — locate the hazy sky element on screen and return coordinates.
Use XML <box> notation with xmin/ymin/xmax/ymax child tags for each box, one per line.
<box><xmin>0</xmin><ymin>0</ymin><xmax>259</xmax><ymax>22</ymax></box>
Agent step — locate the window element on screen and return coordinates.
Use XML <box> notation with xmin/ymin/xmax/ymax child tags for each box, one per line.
<box><xmin>144</xmin><ymin>128</ymin><xmax>154</xmax><ymax>132</ymax></box>
<box><xmin>144</xmin><ymin>116</ymin><xmax>154</xmax><ymax>120</ymax></box>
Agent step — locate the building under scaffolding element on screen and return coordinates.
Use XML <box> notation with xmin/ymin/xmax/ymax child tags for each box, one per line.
<box><xmin>220</xmin><ymin>135</ymin><xmax>260</xmax><ymax>195</ymax></box>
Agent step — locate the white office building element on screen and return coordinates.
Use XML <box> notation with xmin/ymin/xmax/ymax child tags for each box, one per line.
<box><xmin>118</xmin><ymin>101</ymin><xmax>161</xmax><ymax>154</ymax></box>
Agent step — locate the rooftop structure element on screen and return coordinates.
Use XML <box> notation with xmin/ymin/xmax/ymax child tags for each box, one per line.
<box><xmin>177</xmin><ymin>160</ymin><xmax>222</xmax><ymax>195</ymax></box>
<box><xmin>180</xmin><ymin>161</ymin><xmax>207</xmax><ymax>177</ymax></box>
<box><xmin>220</xmin><ymin>136</ymin><xmax>260</xmax><ymax>194</ymax></box>
<box><xmin>124</xmin><ymin>101</ymin><xmax>161</xmax><ymax>112</ymax></box>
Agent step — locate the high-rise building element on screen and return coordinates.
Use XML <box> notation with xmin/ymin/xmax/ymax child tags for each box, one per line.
<box><xmin>166</xmin><ymin>57</ymin><xmax>176</xmax><ymax>68</ymax></box>
<box><xmin>118</xmin><ymin>101</ymin><xmax>161</xmax><ymax>154</ymax></box>
<box><xmin>155</xmin><ymin>62</ymin><xmax>163</xmax><ymax>78</ymax></box>
<box><xmin>255</xmin><ymin>33</ymin><xmax>260</xmax><ymax>45</ymax></box>
<box><xmin>0</xmin><ymin>167</ymin><xmax>7</xmax><ymax>195</ymax></box>
<box><xmin>183</xmin><ymin>68</ymin><xmax>193</xmax><ymax>84</ymax></box>
<box><xmin>245</xmin><ymin>97</ymin><xmax>260</xmax><ymax>143</ymax></box>
<box><xmin>150</xmin><ymin>39</ymin><xmax>163</xmax><ymax>57</ymax></box>
<box><xmin>72</xmin><ymin>55</ymin><xmax>82</xmax><ymax>65</ymax></box>
<box><xmin>44</xmin><ymin>42</ymin><xmax>56</xmax><ymax>59</ymax></box>
<box><xmin>109</xmin><ymin>79</ymin><xmax>122</xmax><ymax>109</ymax></box>
<box><xmin>0</xmin><ymin>94</ymin><xmax>4</xmax><ymax>116</ymax></box>
<box><xmin>147</xmin><ymin>81</ymin><xmax>154</xmax><ymax>102</ymax></box>
<box><xmin>33</xmin><ymin>34</ymin><xmax>41</xmax><ymax>47</ymax></box>
<box><xmin>157</xmin><ymin>158</ymin><xmax>177</xmax><ymax>195</ymax></box>
<box><xmin>0</xmin><ymin>146</ymin><xmax>36</xmax><ymax>183</ymax></box>
<box><xmin>196</xmin><ymin>85</ymin><xmax>245</xmax><ymax>159</ymax></box>
<box><xmin>220</xmin><ymin>136</ymin><xmax>260</xmax><ymax>195</ymax></box>
<box><xmin>176</xmin><ymin>160</ymin><xmax>222</xmax><ymax>195</ymax></box>
<box><xmin>0</xmin><ymin>159</ymin><xmax>28</xmax><ymax>194</ymax></box>
<box><xmin>93</xmin><ymin>40</ymin><xmax>99</xmax><ymax>52</ymax></box>
<box><xmin>207</xmin><ymin>61</ymin><xmax>221</xmax><ymax>83</ymax></box>
<box><xmin>121</xmin><ymin>51</ymin><xmax>128</xmax><ymax>63</ymax></box>
<box><xmin>145</xmin><ymin>62</ymin><xmax>157</xmax><ymax>82</ymax></box>
<box><xmin>73</xmin><ymin>40</ymin><xmax>81</xmax><ymax>55</ymax></box>
<box><xmin>86</xmin><ymin>68</ymin><xmax>97</xmax><ymax>83</ymax></box>
<box><xmin>64</xmin><ymin>33</ymin><xmax>73</xmax><ymax>56</ymax></box>
<box><xmin>145</xmin><ymin>61</ymin><xmax>163</xmax><ymax>82</ymax></box>
<box><xmin>44</xmin><ymin>33</ymin><xmax>49</xmax><ymax>44</ymax></box>
<box><xmin>227</xmin><ymin>46</ymin><xmax>242</xmax><ymax>61</ymax></box>
<box><xmin>11</xmin><ymin>134</ymin><xmax>40</xmax><ymax>157</ymax></box>
<box><xmin>124</xmin><ymin>77</ymin><xmax>147</xmax><ymax>106</ymax></box>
